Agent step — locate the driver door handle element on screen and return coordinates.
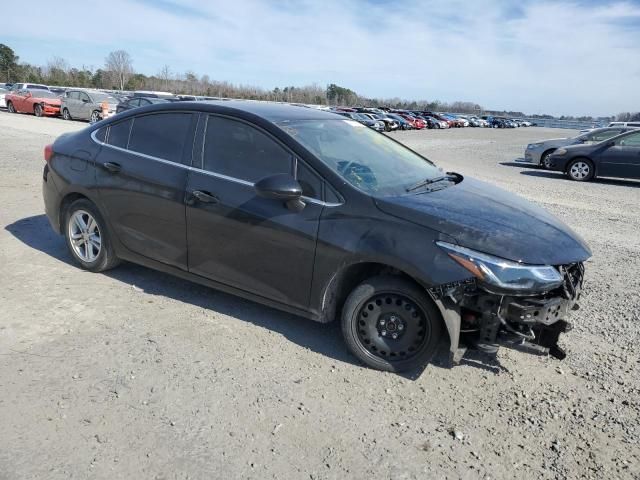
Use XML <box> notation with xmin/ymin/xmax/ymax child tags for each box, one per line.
<box><xmin>103</xmin><ymin>162</ymin><xmax>121</xmax><ymax>173</ymax></box>
<box><xmin>192</xmin><ymin>190</ymin><xmax>219</xmax><ymax>204</ymax></box>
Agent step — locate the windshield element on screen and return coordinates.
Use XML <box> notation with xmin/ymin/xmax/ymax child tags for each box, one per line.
<box><xmin>279</xmin><ymin>119</ymin><xmax>442</xmax><ymax>196</ymax></box>
<box><xmin>28</xmin><ymin>90</ymin><xmax>58</xmax><ymax>99</ymax></box>
<box><xmin>90</xmin><ymin>92</ymin><xmax>117</xmax><ymax>102</ymax></box>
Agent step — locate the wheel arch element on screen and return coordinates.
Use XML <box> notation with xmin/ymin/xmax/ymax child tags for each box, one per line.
<box><xmin>317</xmin><ymin>261</ymin><xmax>434</xmax><ymax>324</ymax></box>
<box><xmin>58</xmin><ymin>191</ymin><xmax>94</xmax><ymax>232</ymax></box>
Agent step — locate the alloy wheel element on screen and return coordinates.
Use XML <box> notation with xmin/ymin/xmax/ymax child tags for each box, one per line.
<box><xmin>355</xmin><ymin>293</ymin><xmax>431</xmax><ymax>362</ymax></box>
<box><xmin>569</xmin><ymin>161</ymin><xmax>590</xmax><ymax>180</ymax></box>
<box><xmin>68</xmin><ymin>210</ymin><xmax>102</xmax><ymax>263</ymax></box>
<box><xmin>63</xmin><ymin>108</ymin><xmax>71</xmax><ymax>120</ymax></box>
<box><xmin>542</xmin><ymin>153</ymin><xmax>553</xmax><ymax>169</ymax></box>
<box><xmin>7</xmin><ymin>102</ymin><xmax>15</xmax><ymax>113</ymax></box>
<box><xmin>34</xmin><ymin>105</ymin><xmax>43</xmax><ymax>117</ymax></box>
<box><xmin>90</xmin><ymin>110</ymin><xmax>100</xmax><ymax>123</ymax></box>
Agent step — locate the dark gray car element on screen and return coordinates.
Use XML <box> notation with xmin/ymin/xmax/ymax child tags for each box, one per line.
<box><xmin>547</xmin><ymin>129</ymin><xmax>640</xmax><ymax>181</ymax></box>
<box><xmin>524</xmin><ymin>127</ymin><xmax>633</xmax><ymax>169</ymax></box>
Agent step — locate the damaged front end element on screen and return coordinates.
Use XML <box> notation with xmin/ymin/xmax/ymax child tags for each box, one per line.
<box><xmin>430</xmin><ymin>242</ymin><xmax>586</xmax><ymax>366</ymax></box>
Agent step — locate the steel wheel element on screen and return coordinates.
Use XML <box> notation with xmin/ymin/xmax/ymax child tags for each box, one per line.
<box><xmin>568</xmin><ymin>160</ymin><xmax>593</xmax><ymax>181</ymax></box>
<box><xmin>34</xmin><ymin>104</ymin><xmax>43</xmax><ymax>117</ymax></box>
<box><xmin>68</xmin><ymin>210</ymin><xmax>102</xmax><ymax>263</ymax></box>
<box><xmin>356</xmin><ymin>292</ymin><xmax>431</xmax><ymax>362</ymax></box>
<box><xmin>90</xmin><ymin>110</ymin><xmax>100</xmax><ymax>123</ymax></box>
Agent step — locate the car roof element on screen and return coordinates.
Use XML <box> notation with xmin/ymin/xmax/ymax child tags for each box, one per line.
<box><xmin>100</xmin><ymin>100</ymin><xmax>344</xmax><ymax>124</ymax></box>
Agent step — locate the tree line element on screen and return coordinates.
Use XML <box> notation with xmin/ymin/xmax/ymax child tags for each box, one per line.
<box><xmin>0</xmin><ymin>43</ymin><xmax>622</xmax><ymax>120</ymax></box>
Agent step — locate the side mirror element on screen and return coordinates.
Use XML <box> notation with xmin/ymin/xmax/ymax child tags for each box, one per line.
<box><xmin>254</xmin><ymin>174</ymin><xmax>305</xmax><ymax>212</ymax></box>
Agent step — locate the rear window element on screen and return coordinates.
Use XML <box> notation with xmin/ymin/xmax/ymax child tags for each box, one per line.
<box><xmin>107</xmin><ymin>119</ymin><xmax>132</xmax><ymax>149</ymax></box>
<box><xmin>128</xmin><ymin>113</ymin><xmax>193</xmax><ymax>164</ymax></box>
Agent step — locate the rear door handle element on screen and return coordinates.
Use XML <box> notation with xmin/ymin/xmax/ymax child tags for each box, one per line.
<box><xmin>103</xmin><ymin>162</ymin><xmax>121</xmax><ymax>173</ymax></box>
<box><xmin>192</xmin><ymin>190</ymin><xmax>219</xmax><ymax>204</ymax></box>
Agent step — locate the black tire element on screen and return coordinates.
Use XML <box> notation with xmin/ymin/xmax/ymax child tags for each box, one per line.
<box><xmin>566</xmin><ymin>158</ymin><xmax>595</xmax><ymax>182</ymax></box>
<box><xmin>64</xmin><ymin>199</ymin><xmax>120</xmax><ymax>272</ymax></box>
<box><xmin>90</xmin><ymin>110</ymin><xmax>101</xmax><ymax>123</ymax></box>
<box><xmin>7</xmin><ymin>101</ymin><xmax>15</xmax><ymax>113</ymax></box>
<box><xmin>341</xmin><ymin>275</ymin><xmax>442</xmax><ymax>372</ymax></box>
<box><xmin>540</xmin><ymin>150</ymin><xmax>555</xmax><ymax>169</ymax></box>
<box><xmin>34</xmin><ymin>104</ymin><xmax>43</xmax><ymax>117</ymax></box>
<box><xmin>62</xmin><ymin>108</ymin><xmax>72</xmax><ymax>120</ymax></box>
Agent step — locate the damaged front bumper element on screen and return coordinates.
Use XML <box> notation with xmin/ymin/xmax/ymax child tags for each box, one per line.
<box><xmin>429</xmin><ymin>263</ymin><xmax>585</xmax><ymax>366</ymax></box>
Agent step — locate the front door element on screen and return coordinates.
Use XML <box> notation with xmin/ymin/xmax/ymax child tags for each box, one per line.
<box><xmin>185</xmin><ymin>115</ymin><xmax>322</xmax><ymax>310</ymax></box>
<box><xmin>598</xmin><ymin>131</ymin><xmax>640</xmax><ymax>179</ymax></box>
<box><xmin>95</xmin><ymin>112</ymin><xmax>197</xmax><ymax>269</ymax></box>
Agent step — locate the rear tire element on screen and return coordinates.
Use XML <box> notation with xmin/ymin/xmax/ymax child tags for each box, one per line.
<box><xmin>566</xmin><ymin>158</ymin><xmax>595</xmax><ymax>182</ymax></box>
<box><xmin>7</xmin><ymin>101</ymin><xmax>15</xmax><ymax>113</ymax></box>
<box><xmin>341</xmin><ymin>275</ymin><xmax>442</xmax><ymax>372</ymax></box>
<box><xmin>64</xmin><ymin>199</ymin><xmax>120</xmax><ymax>272</ymax></box>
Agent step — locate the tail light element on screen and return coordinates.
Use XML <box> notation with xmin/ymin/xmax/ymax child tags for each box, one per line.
<box><xmin>44</xmin><ymin>144</ymin><xmax>53</xmax><ymax>162</ymax></box>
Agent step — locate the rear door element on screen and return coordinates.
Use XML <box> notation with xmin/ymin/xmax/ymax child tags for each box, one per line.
<box><xmin>95</xmin><ymin>112</ymin><xmax>198</xmax><ymax>269</ymax></box>
<box><xmin>598</xmin><ymin>131</ymin><xmax>640</xmax><ymax>179</ymax></box>
<box><xmin>185</xmin><ymin>115</ymin><xmax>324</xmax><ymax>310</ymax></box>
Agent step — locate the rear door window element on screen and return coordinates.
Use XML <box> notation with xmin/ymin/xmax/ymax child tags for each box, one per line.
<box><xmin>107</xmin><ymin>119</ymin><xmax>132</xmax><ymax>149</ymax></box>
<box><xmin>203</xmin><ymin>116</ymin><xmax>292</xmax><ymax>182</ymax></box>
<box><xmin>128</xmin><ymin>113</ymin><xmax>194</xmax><ymax>164</ymax></box>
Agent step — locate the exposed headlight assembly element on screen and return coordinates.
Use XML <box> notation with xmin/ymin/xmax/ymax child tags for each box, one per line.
<box><xmin>436</xmin><ymin>241</ymin><xmax>564</xmax><ymax>293</ymax></box>
<box><xmin>527</xmin><ymin>143</ymin><xmax>542</xmax><ymax>149</ymax></box>
<box><xmin>554</xmin><ymin>148</ymin><xmax>568</xmax><ymax>156</ymax></box>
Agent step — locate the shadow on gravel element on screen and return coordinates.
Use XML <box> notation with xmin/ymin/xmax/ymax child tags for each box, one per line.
<box><xmin>520</xmin><ymin>169</ymin><xmax>640</xmax><ymax>187</ymax></box>
<box><xmin>7</xmin><ymin>214</ymin><xmax>504</xmax><ymax>379</ymax></box>
<box><xmin>499</xmin><ymin>159</ymin><xmax>537</xmax><ymax>168</ymax></box>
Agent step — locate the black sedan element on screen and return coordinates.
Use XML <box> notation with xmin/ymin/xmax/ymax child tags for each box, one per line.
<box><xmin>115</xmin><ymin>96</ymin><xmax>171</xmax><ymax>113</ymax></box>
<box><xmin>42</xmin><ymin>101</ymin><xmax>590</xmax><ymax>372</ymax></box>
<box><xmin>547</xmin><ymin>129</ymin><xmax>640</xmax><ymax>181</ymax></box>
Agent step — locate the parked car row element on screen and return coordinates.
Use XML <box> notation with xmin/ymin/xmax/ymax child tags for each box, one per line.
<box><xmin>523</xmin><ymin>126</ymin><xmax>640</xmax><ymax>181</ymax></box>
<box><xmin>323</xmin><ymin>107</ymin><xmax>504</xmax><ymax>132</ymax></box>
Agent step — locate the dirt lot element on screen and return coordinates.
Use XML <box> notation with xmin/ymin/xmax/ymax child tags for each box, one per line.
<box><xmin>1</xmin><ymin>111</ymin><xmax>638</xmax><ymax>480</ymax></box>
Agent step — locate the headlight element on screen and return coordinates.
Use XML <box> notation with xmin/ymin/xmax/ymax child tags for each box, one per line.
<box><xmin>527</xmin><ymin>143</ymin><xmax>542</xmax><ymax>149</ymax></box>
<box><xmin>436</xmin><ymin>241</ymin><xmax>564</xmax><ymax>293</ymax></box>
<box><xmin>554</xmin><ymin>148</ymin><xmax>567</xmax><ymax>156</ymax></box>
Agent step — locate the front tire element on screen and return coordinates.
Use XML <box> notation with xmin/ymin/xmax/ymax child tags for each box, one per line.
<box><xmin>34</xmin><ymin>104</ymin><xmax>43</xmax><ymax>117</ymax></box>
<box><xmin>62</xmin><ymin>108</ymin><xmax>72</xmax><ymax>120</ymax></box>
<box><xmin>566</xmin><ymin>158</ymin><xmax>594</xmax><ymax>182</ymax></box>
<box><xmin>64</xmin><ymin>199</ymin><xmax>120</xmax><ymax>272</ymax></box>
<box><xmin>341</xmin><ymin>276</ymin><xmax>442</xmax><ymax>372</ymax></box>
<box><xmin>90</xmin><ymin>110</ymin><xmax>101</xmax><ymax>123</ymax></box>
<box><xmin>540</xmin><ymin>150</ymin><xmax>555</xmax><ymax>169</ymax></box>
<box><xmin>7</xmin><ymin>101</ymin><xmax>15</xmax><ymax>113</ymax></box>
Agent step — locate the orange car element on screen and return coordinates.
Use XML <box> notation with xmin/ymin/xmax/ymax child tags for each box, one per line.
<box><xmin>6</xmin><ymin>89</ymin><xmax>61</xmax><ymax>117</ymax></box>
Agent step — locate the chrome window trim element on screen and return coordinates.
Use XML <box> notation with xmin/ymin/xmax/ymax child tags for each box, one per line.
<box><xmin>89</xmin><ymin>128</ymin><xmax>342</xmax><ymax>207</ymax></box>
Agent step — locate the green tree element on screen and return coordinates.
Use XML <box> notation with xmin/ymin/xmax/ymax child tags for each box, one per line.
<box><xmin>0</xmin><ymin>43</ymin><xmax>19</xmax><ymax>82</ymax></box>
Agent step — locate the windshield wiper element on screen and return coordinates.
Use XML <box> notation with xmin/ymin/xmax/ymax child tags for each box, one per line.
<box><xmin>406</xmin><ymin>173</ymin><xmax>459</xmax><ymax>192</ymax></box>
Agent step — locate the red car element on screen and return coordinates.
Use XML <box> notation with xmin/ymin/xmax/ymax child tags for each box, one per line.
<box><xmin>6</xmin><ymin>89</ymin><xmax>61</xmax><ymax>117</ymax></box>
<box><xmin>399</xmin><ymin>114</ymin><xmax>426</xmax><ymax>129</ymax></box>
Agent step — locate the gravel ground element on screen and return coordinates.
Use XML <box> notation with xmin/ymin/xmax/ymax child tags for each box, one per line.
<box><xmin>0</xmin><ymin>111</ymin><xmax>638</xmax><ymax>480</ymax></box>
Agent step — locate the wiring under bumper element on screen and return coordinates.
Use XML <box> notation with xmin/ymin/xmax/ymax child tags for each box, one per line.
<box><xmin>429</xmin><ymin>262</ymin><xmax>585</xmax><ymax>365</ymax></box>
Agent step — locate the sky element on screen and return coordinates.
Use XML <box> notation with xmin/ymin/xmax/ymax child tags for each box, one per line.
<box><xmin>3</xmin><ymin>0</ymin><xmax>640</xmax><ymax>116</ymax></box>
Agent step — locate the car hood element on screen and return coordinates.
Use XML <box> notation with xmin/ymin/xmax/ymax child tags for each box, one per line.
<box><xmin>374</xmin><ymin>177</ymin><xmax>591</xmax><ymax>265</ymax></box>
<box><xmin>536</xmin><ymin>137</ymin><xmax>572</xmax><ymax>148</ymax></box>
<box><xmin>32</xmin><ymin>97</ymin><xmax>61</xmax><ymax>104</ymax></box>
